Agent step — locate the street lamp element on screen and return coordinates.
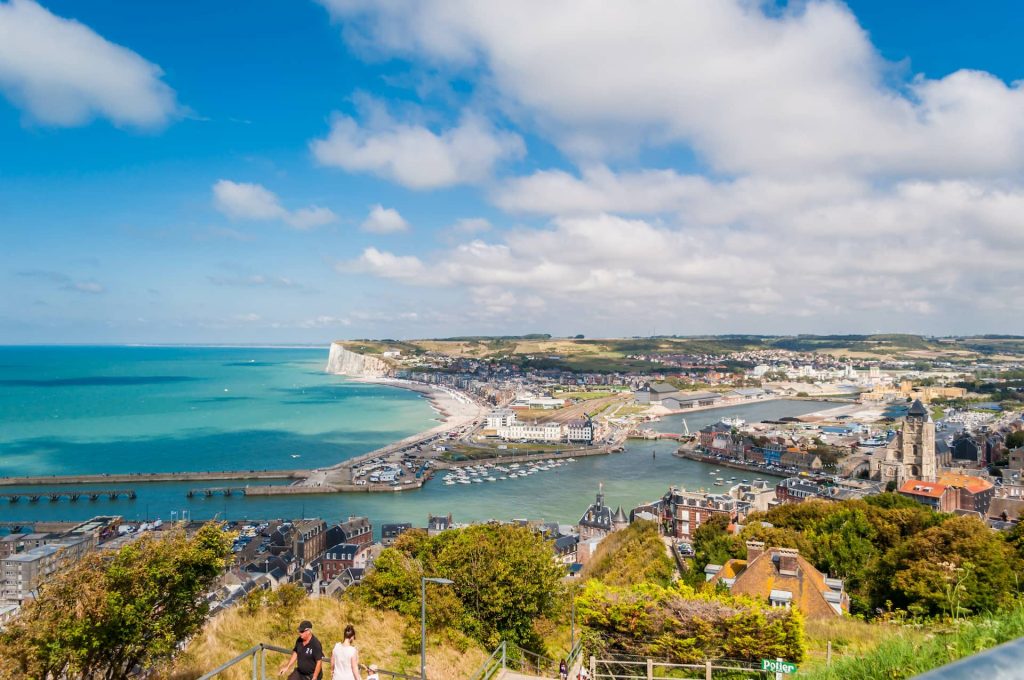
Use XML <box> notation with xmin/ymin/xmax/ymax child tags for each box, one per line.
<box><xmin>421</xmin><ymin>577</ymin><xmax>454</xmax><ymax>680</ymax></box>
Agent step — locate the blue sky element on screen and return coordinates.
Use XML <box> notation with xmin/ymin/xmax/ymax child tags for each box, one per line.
<box><xmin>2</xmin><ymin>0</ymin><xmax>1023</xmax><ymax>343</ymax></box>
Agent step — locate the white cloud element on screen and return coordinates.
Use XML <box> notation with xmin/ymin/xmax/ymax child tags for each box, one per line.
<box><xmin>311</xmin><ymin>107</ymin><xmax>524</xmax><ymax>189</ymax></box>
<box><xmin>360</xmin><ymin>204</ymin><xmax>409</xmax><ymax>234</ymax></box>
<box><xmin>322</xmin><ymin>0</ymin><xmax>1024</xmax><ymax>179</ymax></box>
<box><xmin>339</xmin><ymin>192</ymin><xmax>1024</xmax><ymax>331</ymax></box>
<box><xmin>342</xmin><ymin>247</ymin><xmax>426</xmax><ymax>281</ymax></box>
<box><xmin>212</xmin><ymin>180</ymin><xmax>337</xmax><ymax>230</ymax></box>
<box><xmin>0</xmin><ymin>0</ymin><xmax>177</xmax><ymax>127</ymax></box>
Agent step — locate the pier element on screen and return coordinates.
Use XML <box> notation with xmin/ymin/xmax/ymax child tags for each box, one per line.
<box><xmin>0</xmin><ymin>469</ymin><xmax>311</xmax><ymax>487</ymax></box>
<box><xmin>1</xmin><ymin>489</ymin><xmax>136</xmax><ymax>503</ymax></box>
<box><xmin>187</xmin><ymin>487</ymin><xmax>247</xmax><ymax>498</ymax></box>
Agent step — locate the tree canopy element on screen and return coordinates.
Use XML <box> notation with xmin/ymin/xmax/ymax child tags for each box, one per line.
<box><xmin>357</xmin><ymin>524</ymin><xmax>565</xmax><ymax>650</ymax></box>
<box><xmin>0</xmin><ymin>524</ymin><xmax>232</xmax><ymax>680</ymax></box>
<box><xmin>686</xmin><ymin>496</ymin><xmax>1022</xmax><ymax>619</ymax></box>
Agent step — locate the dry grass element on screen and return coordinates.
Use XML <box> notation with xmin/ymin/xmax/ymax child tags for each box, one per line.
<box><xmin>161</xmin><ymin>598</ymin><xmax>488</xmax><ymax>680</ymax></box>
<box><xmin>800</xmin><ymin>616</ymin><xmax>924</xmax><ymax>671</ymax></box>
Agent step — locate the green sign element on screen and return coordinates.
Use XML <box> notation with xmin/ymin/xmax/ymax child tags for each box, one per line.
<box><xmin>761</xmin><ymin>659</ymin><xmax>797</xmax><ymax>674</ymax></box>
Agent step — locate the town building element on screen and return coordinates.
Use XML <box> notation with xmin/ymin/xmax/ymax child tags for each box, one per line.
<box><xmin>326</xmin><ymin>516</ymin><xmax>372</xmax><ymax>548</ymax></box>
<box><xmin>873</xmin><ymin>400</ymin><xmax>936</xmax><ymax>487</ymax></box>
<box><xmin>290</xmin><ymin>519</ymin><xmax>328</xmax><ymax>567</ymax></box>
<box><xmin>498</xmin><ymin>420</ymin><xmax>562</xmax><ymax>442</ymax></box>
<box><xmin>321</xmin><ymin>544</ymin><xmax>372</xmax><ymax>582</ymax></box>
<box><xmin>0</xmin><ymin>536</ymin><xmax>92</xmax><ymax>605</ymax></box>
<box><xmin>654</xmin><ymin>487</ymin><xmax>750</xmax><ymax>540</ymax></box>
<box><xmin>1010</xmin><ymin>447</ymin><xmax>1024</xmax><ymax>471</ymax></box>
<box><xmin>485</xmin><ymin>409</ymin><xmax>517</xmax><ymax>429</ymax></box>
<box><xmin>381</xmin><ymin>523</ymin><xmax>412</xmax><ymax>547</ymax></box>
<box><xmin>707</xmin><ymin>542</ymin><xmax>848</xmax><ymax>619</ymax></box>
<box><xmin>937</xmin><ymin>473</ymin><xmax>995</xmax><ymax>514</ymax></box>
<box><xmin>565</xmin><ymin>418</ymin><xmax>594</xmax><ymax>443</ymax></box>
<box><xmin>950</xmin><ymin>434</ymin><xmax>981</xmax><ymax>465</ymax></box>
<box><xmin>427</xmin><ymin>514</ymin><xmax>454</xmax><ymax>535</ymax></box>
<box><xmin>898</xmin><ymin>480</ymin><xmax>957</xmax><ymax>513</ymax></box>
<box><xmin>578</xmin><ymin>483</ymin><xmax>627</xmax><ymax>541</ymax></box>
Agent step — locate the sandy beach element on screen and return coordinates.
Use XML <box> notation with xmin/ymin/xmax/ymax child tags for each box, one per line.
<box><xmin>348</xmin><ymin>376</ymin><xmax>489</xmax><ymax>435</ymax></box>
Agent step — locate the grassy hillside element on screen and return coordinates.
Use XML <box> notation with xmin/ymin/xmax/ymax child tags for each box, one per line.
<box><xmin>799</xmin><ymin>603</ymin><xmax>1024</xmax><ymax>679</ymax></box>
<box><xmin>162</xmin><ymin>596</ymin><xmax>488</xmax><ymax>680</ymax></box>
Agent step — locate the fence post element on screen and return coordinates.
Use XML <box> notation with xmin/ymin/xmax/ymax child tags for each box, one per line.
<box><xmin>827</xmin><ymin>640</ymin><xmax>832</xmax><ymax>666</ymax></box>
<box><xmin>590</xmin><ymin>655</ymin><xmax>596</xmax><ymax>679</ymax></box>
<box><xmin>705</xmin><ymin>659</ymin><xmax>712</xmax><ymax>680</ymax></box>
<box><xmin>251</xmin><ymin>648</ymin><xmax>258</xmax><ymax>680</ymax></box>
<box><xmin>501</xmin><ymin>641</ymin><xmax>507</xmax><ymax>669</ymax></box>
<box><xmin>646</xmin><ymin>658</ymin><xmax>653</xmax><ymax>680</ymax></box>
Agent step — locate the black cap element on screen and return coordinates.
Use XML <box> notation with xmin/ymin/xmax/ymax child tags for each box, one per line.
<box><xmin>298</xmin><ymin>621</ymin><xmax>313</xmax><ymax>632</ymax></box>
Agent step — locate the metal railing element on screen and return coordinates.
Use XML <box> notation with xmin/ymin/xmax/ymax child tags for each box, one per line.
<box><xmin>197</xmin><ymin>642</ymin><xmax>419</xmax><ymax>680</ymax></box>
<box><xmin>585</xmin><ymin>654</ymin><xmax>770</xmax><ymax>679</ymax></box>
<box><xmin>469</xmin><ymin>638</ymin><xmax>584</xmax><ymax>680</ymax></box>
<box><xmin>468</xmin><ymin>640</ymin><xmax>508</xmax><ymax>680</ymax></box>
<box><xmin>913</xmin><ymin>635</ymin><xmax>1024</xmax><ymax>679</ymax></box>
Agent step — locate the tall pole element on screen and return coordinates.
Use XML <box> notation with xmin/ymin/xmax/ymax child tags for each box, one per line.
<box><xmin>570</xmin><ymin>596</ymin><xmax>575</xmax><ymax>651</ymax></box>
<box><xmin>420</xmin><ymin>578</ymin><xmax>427</xmax><ymax>680</ymax></box>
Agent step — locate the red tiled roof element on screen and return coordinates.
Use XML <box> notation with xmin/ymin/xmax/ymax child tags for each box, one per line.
<box><xmin>898</xmin><ymin>480</ymin><xmax>948</xmax><ymax>499</ymax></box>
<box><xmin>937</xmin><ymin>473</ymin><xmax>994</xmax><ymax>494</ymax></box>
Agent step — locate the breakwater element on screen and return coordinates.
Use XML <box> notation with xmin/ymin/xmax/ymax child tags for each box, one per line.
<box><xmin>0</xmin><ymin>469</ymin><xmax>310</xmax><ymax>487</ymax></box>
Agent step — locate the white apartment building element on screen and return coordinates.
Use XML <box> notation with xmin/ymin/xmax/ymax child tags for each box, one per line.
<box><xmin>498</xmin><ymin>421</ymin><xmax>563</xmax><ymax>442</ymax></box>
<box><xmin>486</xmin><ymin>409</ymin><xmax>517</xmax><ymax>429</ymax></box>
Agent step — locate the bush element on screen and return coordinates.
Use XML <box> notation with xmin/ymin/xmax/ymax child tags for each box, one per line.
<box><xmin>577</xmin><ymin>580</ymin><xmax>805</xmax><ymax>664</ymax></box>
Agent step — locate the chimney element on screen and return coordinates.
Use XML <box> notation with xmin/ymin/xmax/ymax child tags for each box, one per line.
<box><xmin>746</xmin><ymin>540</ymin><xmax>765</xmax><ymax>563</ymax></box>
<box><xmin>778</xmin><ymin>548</ymin><xmax>799</xmax><ymax>576</ymax></box>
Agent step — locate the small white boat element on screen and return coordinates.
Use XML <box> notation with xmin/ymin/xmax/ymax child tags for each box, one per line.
<box><xmin>486</xmin><ymin>476</ymin><xmax>497</xmax><ymax>482</ymax></box>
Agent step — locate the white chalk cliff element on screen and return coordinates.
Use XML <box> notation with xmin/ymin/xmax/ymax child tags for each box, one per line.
<box><xmin>325</xmin><ymin>342</ymin><xmax>392</xmax><ymax>377</ymax></box>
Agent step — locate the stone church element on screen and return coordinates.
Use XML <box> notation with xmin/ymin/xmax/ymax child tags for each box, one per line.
<box><xmin>872</xmin><ymin>399</ymin><xmax>937</xmax><ymax>488</ymax></box>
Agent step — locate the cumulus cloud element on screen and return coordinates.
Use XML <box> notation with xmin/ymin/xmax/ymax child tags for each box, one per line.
<box><xmin>315</xmin><ymin>1</ymin><xmax>1024</xmax><ymax>333</ymax></box>
<box><xmin>0</xmin><ymin>0</ymin><xmax>177</xmax><ymax>127</ymax></box>
<box><xmin>311</xmin><ymin>106</ymin><xmax>524</xmax><ymax>189</ymax></box>
<box><xmin>360</xmin><ymin>204</ymin><xmax>409</xmax><ymax>234</ymax></box>
<box><xmin>341</xmin><ymin>247</ymin><xmax>426</xmax><ymax>281</ymax></box>
<box><xmin>212</xmin><ymin>180</ymin><xmax>337</xmax><ymax>229</ymax></box>
<box><xmin>339</xmin><ymin>199</ymin><xmax>1024</xmax><ymax>331</ymax></box>
<box><xmin>322</xmin><ymin>0</ymin><xmax>1024</xmax><ymax>179</ymax></box>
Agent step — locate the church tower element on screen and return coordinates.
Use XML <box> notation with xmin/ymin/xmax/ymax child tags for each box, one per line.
<box><xmin>876</xmin><ymin>399</ymin><xmax>936</xmax><ymax>487</ymax></box>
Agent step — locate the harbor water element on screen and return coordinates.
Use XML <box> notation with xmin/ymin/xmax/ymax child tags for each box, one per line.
<box><xmin>0</xmin><ymin>346</ymin><xmax>833</xmax><ymax>527</ymax></box>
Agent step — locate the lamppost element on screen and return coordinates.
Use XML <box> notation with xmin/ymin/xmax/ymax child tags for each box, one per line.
<box><xmin>421</xmin><ymin>577</ymin><xmax>454</xmax><ymax>680</ymax></box>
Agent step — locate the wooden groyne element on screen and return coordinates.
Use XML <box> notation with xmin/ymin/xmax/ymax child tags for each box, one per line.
<box><xmin>0</xmin><ymin>469</ymin><xmax>311</xmax><ymax>487</ymax></box>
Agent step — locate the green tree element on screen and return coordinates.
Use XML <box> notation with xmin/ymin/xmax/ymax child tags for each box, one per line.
<box><xmin>0</xmin><ymin>524</ymin><xmax>232</xmax><ymax>680</ymax></box>
<box><xmin>584</xmin><ymin>521</ymin><xmax>674</xmax><ymax>587</ymax></box>
<box><xmin>1006</xmin><ymin>430</ymin><xmax>1024</xmax><ymax>449</ymax></box>
<box><xmin>872</xmin><ymin>515</ymin><xmax>1020</xmax><ymax>617</ymax></box>
<box><xmin>357</xmin><ymin>524</ymin><xmax>564</xmax><ymax>650</ymax></box>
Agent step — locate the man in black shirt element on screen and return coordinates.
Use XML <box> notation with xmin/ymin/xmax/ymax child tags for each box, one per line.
<box><xmin>278</xmin><ymin>620</ymin><xmax>324</xmax><ymax>680</ymax></box>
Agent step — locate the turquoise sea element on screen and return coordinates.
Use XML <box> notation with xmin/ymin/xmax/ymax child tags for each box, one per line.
<box><xmin>0</xmin><ymin>346</ymin><xmax>834</xmax><ymax>528</ymax></box>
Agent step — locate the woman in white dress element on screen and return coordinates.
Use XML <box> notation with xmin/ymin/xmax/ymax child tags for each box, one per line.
<box><xmin>331</xmin><ymin>625</ymin><xmax>361</xmax><ymax>680</ymax></box>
